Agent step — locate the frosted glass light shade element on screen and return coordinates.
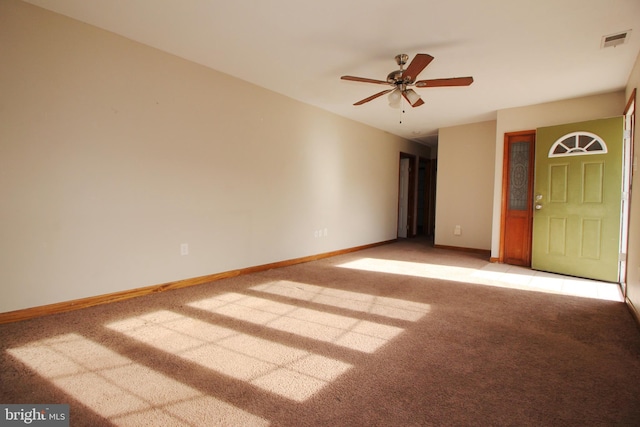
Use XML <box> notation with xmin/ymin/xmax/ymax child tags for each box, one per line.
<box><xmin>404</xmin><ymin>89</ymin><xmax>421</xmax><ymax>106</ymax></box>
<box><xmin>388</xmin><ymin>88</ymin><xmax>402</xmax><ymax>108</ymax></box>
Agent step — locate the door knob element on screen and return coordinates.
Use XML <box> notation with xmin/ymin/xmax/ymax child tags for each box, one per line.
<box><xmin>535</xmin><ymin>203</ymin><xmax>543</xmax><ymax>210</ymax></box>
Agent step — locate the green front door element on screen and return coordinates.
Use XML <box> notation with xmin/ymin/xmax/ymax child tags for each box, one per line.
<box><xmin>532</xmin><ymin>117</ymin><xmax>624</xmax><ymax>282</ymax></box>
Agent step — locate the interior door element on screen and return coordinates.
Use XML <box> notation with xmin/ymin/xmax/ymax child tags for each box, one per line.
<box><xmin>532</xmin><ymin>117</ymin><xmax>624</xmax><ymax>282</ymax></box>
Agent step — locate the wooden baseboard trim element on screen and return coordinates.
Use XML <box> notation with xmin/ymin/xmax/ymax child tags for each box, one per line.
<box><xmin>0</xmin><ymin>239</ymin><xmax>396</xmax><ymax>324</ymax></box>
<box><xmin>489</xmin><ymin>257</ymin><xmax>501</xmax><ymax>263</ymax></box>
<box><xmin>433</xmin><ymin>244</ymin><xmax>491</xmax><ymax>258</ymax></box>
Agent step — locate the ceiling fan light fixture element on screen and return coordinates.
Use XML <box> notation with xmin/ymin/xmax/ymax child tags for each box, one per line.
<box><xmin>388</xmin><ymin>88</ymin><xmax>402</xmax><ymax>108</ymax></box>
<box><xmin>404</xmin><ymin>88</ymin><xmax>421</xmax><ymax>106</ymax></box>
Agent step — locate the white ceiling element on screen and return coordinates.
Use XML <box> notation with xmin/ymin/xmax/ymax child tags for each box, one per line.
<box><xmin>22</xmin><ymin>0</ymin><xmax>640</xmax><ymax>144</ymax></box>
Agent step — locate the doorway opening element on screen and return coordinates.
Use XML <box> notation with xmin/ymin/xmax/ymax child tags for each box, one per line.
<box><xmin>418</xmin><ymin>157</ymin><xmax>437</xmax><ymax>238</ymax></box>
<box><xmin>398</xmin><ymin>153</ymin><xmax>416</xmax><ymax>238</ymax></box>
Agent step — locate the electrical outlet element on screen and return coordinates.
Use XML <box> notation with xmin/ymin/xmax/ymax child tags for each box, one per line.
<box><xmin>180</xmin><ymin>243</ymin><xmax>189</xmax><ymax>255</ymax></box>
<box><xmin>454</xmin><ymin>225</ymin><xmax>461</xmax><ymax>236</ymax></box>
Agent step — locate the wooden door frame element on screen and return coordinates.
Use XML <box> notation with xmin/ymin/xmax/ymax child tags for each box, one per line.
<box><xmin>621</xmin><ymin>88</ymin><xmax>636</xmax><ymax>292</ymax></box>
<box><xmin>499</xmin><ymin>130</ymin><xmax>536</xmax><ymax>263</ymax></box>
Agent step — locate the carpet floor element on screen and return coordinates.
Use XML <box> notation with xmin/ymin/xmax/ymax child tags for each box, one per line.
<box><xmin>1</xmin><ymin>239</ymin><xmax>640</xmax><ymax>426</ymax></box>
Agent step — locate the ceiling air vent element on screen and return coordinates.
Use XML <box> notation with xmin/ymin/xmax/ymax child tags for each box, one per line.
<box><xmin>601</xmin><ymin>30</ymin><xmax>631</xmax><ymax>48</ymax></box>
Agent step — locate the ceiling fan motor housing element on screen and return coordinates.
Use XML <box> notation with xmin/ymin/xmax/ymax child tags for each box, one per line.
<box><xmin>387</xmin><ymin>70</ymin><xmax>405</xmax><ymax>84</ymax></box>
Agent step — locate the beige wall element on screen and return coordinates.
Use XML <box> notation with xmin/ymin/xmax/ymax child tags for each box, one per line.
<box><xmin>0</xmin><ymin>1</ymin><xmax>428</xmax><ymax>313</ymax></box>
<box><xmin>625</xmin><ymin>51</ymin><xmax>640</xmax><ymax>316</ymax></box>
<box><xmin>490</xmin><ymin>91</ymin><xmax>626</xmax><ymax>257</ymax></box>
<box><xmin>435</xmin><ymin>120</ymin><xmax>496</xmax><ymax>250</ymax></box>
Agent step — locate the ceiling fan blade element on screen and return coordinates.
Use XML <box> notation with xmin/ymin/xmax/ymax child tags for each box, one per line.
<box><xmin>353</xmin><ymin>89</ymin><xmax>393</xmax><ymax>105</ymax></box>
<box><xmin>401</xmin><ymin>54</ymin><xmax>434</xmax><ymax>83</ymax></box>
<box><xmin>341</xmin><ymin>75</ymin><xmax>390</xmax><ymax>85</ymax></box>
<box><xmin>415</xmin><ymin>76</ymin><xmax>474</xmax><ymax>88</ymax></box>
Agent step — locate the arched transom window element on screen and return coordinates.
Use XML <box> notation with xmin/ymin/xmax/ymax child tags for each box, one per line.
<box><xmin>548</xmin><ymin>131</ymin><xmax>608</xmax><ymax>157</ymax></box>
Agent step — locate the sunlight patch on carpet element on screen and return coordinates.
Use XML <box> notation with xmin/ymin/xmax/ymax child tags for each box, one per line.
<box><xmin>7</xmin><ymin>333</ymin><xmax>269</xmax><ymax>426</ymax></box>
<box><xmin>188</xmin><ymin>293</ymin><xmax>404</xmax><ymax>353</ymax></box>
<box><xmin>337</xmin><ymin>257</ymin><xmax>623</xmax><ymax>302</ymax></box>
<box><xmin>106</xmin><ymin>310</ymin><xmax>352</xmax><ymax>402</ymax></box>
<box><xmin>250</xmin><ymin>280</ymin><xmax>431</xmax><ymax>321</ymax></box>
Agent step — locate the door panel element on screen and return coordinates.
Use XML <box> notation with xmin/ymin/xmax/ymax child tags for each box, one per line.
<box><xmin>547</xmin><ymin>217</ymin><xmax>566</xmax><ymax>255</ymax></box>
<box><xmin>549</xmin><ymin>164</ymin><xmax>567</xmax><ymax>202</ymax></box>
<box><xmin>532</xmin><ymin>117</ymin><xmax>624</xmax><ymax>282</ymax></box>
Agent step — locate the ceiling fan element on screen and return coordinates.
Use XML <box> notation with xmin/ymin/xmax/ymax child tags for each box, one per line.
<box><xmin>341</xmin><ymin>53</ymin><xmax>473</xmax><ymax>108</ymax></box>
